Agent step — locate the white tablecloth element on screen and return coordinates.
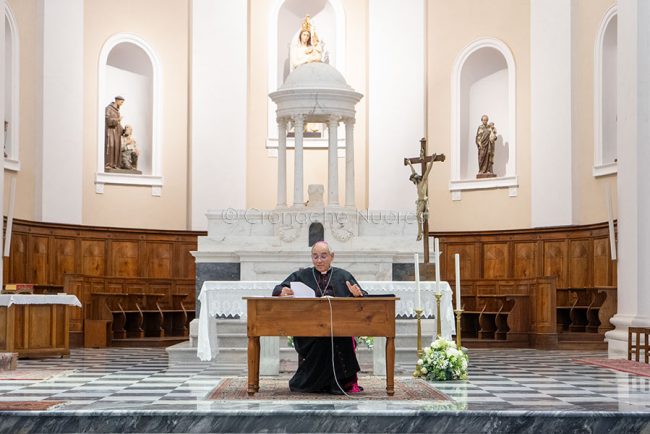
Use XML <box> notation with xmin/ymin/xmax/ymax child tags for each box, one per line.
<box><xmin>0</xmin><ymin>294</ymin><xmax>82</xmax><ymax>308</ymax></box>
<box><xmin>197</xmin><ymin>280</ymin><xmax>455</xmax><ymax>361</ymax></box>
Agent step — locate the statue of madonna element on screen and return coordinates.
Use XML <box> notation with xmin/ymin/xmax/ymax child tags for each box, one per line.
<box><xmin>289</xmin><ymin>15</ymin><xmax>329</xmax><ymax>71</ymax></box>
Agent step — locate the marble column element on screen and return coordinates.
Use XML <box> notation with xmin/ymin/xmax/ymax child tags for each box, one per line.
<box><xmin>530</xmin><ymin>0</ymin><xmax>573</xmax><ymax>226</ymax></box>
<box><xmin>368</xmin><ymin>0</ymin><xmax>425</xmax><ymax>210</ymax></box>
<box><xmin>345</xmin><ymin>118</ymin><xmax>355</xmax><ymax>208</ymax></box>
<box><xmin>293</xmin><ymin>115</ymin><xmax>304</xmax><ymax>206</ymax></box>
<box><xmin>605</xmin><ymin>0</ymin><xmax>650</xmax><ymax>358</ymax></box>
<box><xmin>327</xmin><ymin>115</ymin><xmax>340</xmax><ymax>206</ymax></box>
<box><xmin>0</xmin><ymin>0</ymin><xmax>5</xmax><ymax>274</ymax></box>
<box><xmin>38</xmin><ymin>0</ymin><xmax>84</xmax><ymax>224</ymax></box>
<box><xmin>277</xmin><ymin>118</ymin><xmax>287</xmax><ymax>207</ymax></box>
<box><xmin>190</xmin><ymin>0</ymin><xmax>247</xmax><ymax>229</ymax></box>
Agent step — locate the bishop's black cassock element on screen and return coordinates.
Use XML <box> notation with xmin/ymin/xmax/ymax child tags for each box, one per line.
<box><xmin>272</xmin><ymin>267</ymin><xmax>368</xmax><ymax>393</ymax></box>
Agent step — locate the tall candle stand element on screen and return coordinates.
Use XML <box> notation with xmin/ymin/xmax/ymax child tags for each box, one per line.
<box><xmin>412</xmin><ymin>308</ymin><xmax>424</xmax><ymax>377</ymax></box>
<box><xmin>454</xmin><ymin>309</ymin><xmax>464</xmax><ymax>348</ymax></box>
<box><xmin>434</xmin><ymin>292</ymin><xmax>442</xmax><ymax>338</ymax></box>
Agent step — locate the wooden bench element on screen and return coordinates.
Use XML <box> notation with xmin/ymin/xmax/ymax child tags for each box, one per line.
<box><xmin>557</xmin><ymin>288</ymin><xmax>614</xmax><ymax>333</ymax></box>
<box><xmin>85</xmin><ymin>292</ymin><xmax>193</xmax><ymax>348</ymax></box>
<box><xmin>460</xmin><ymin>296</ymin><xmax>515</xmax><ymax>341</ymax></box>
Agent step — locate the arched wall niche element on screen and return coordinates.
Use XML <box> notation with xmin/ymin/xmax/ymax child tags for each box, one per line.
<box><xmin>95</xmin><ymin>33</ymin><xmax>163</xmax><ymax>196</ymax></box>
<box><xmin>593</xmin><ymin>5</ymin><xmax>617</xmax><ymax>177</ymax></box>
<box><xmin>266</xmin><ymin>0</ymin><xmax>346</xmax><ymax>152</ymax></box>
<box><xmin>3</xmin><ymin>3</ymin><xmax>19</xmax><ymax>171</ymax></box>
<box><xmin>450</xmin><ymin>38</ymin><xmax>517</xmax><ymax>200</ymax></box>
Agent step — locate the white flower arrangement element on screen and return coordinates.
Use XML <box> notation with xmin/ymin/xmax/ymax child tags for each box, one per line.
<box><xmin>414</xmin><ymin>337</ymin><xmax>469</xmax><ymax>381</ymax></box>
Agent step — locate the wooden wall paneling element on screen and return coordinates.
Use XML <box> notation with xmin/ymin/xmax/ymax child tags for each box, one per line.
<box><xmin>53</xmin><ymin>237</ymin><xmax>77</xmax><ymax>285</ymax></box>
<box><xmin>593</xmin><ymin>237</ymin><xmax>611</xmax><ymax>286</ymax></box>
<box><xmin>529</xmin><ymin>277</ymin><xmax>558</xmax><ymax>348</ymax></box>
<box><xmin>474</xmin><ymin>242</ymin><xmax>482</xmax><ymax>278</ymax></box>
<box><xmin>445</xmin><ymin>243</ymin><xmax>477</xmax><ymax>281</ymax></box>
<box><xmin>9</xmin><ymin>233</ymin><xmax>28</xmax><ymax>283</ymax></box>
<box><xmin>147</xmin><ymin>243</ymin><xmax>173</xmax><ymax>278</ymax></box>
<box><xmin>483</xmin><ymin>243</ymin><xmax>509</xmax><ymax>279</ymax></box>
<box><xmin>30</xmin><ymin>236</ymin><xmax>50</xmax><ymax>283</ymax></box>
<box><xmin>513</xmin><ymin>242</ymin><xmax>537</xmax><ymax>278</ymax></box>
<box><xmin>175</xmin><ymin>242</ymin><xmax>197</xmax><ymax>279</ymax></box>
<box><xmin>543</xmin><ymin>240</ymin><xmax>568</xmax><ymax>288</ymax></box>
<box><xmin>111</xmin><ymin>241</ymin><xmax>140</xmax><ymax>277</ymax></box>
<box><xmin>81</xmin><ymin>239</ymin><xmax>106</xmax><ymax>276</ymax></box>
<box><xmin>568</xmin><ymin>239</ymin><xmax>592</xmax><ymax>288</ymax></box>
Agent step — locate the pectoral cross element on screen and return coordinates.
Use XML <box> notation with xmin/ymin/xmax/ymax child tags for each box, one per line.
<box><xmin>404</xmin><ymin>138</ymin><xmax>446</xmax><ymax>263</ymax></box>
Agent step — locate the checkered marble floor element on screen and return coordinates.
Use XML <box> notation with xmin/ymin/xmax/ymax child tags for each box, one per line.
<box><xmin>1</xmin><ymin>347</ymin><xmax>650</xmax><ymax>412</ymax></box>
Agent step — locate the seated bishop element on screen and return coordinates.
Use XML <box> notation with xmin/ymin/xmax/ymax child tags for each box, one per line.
<box><xmin>272</xmin><ymin>240</ymin><xmax>367</xmax><ymax>395</ymax></box>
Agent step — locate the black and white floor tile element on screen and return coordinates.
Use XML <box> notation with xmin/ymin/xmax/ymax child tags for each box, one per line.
<box><xmin>0</xmin><ymin>347</ymin><xmax>649</xmax><ymax>413</ymax></box>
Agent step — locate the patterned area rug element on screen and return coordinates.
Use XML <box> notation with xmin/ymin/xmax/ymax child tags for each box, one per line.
<box><xmin>0</xmin><ymin>401</ymin><xmax>65</xmax><ymax>411</ymax></box>
<box><xmin>0</xmin><ymin>369</ymin><xmax>74</xmax><ymax>381</ymax></box>
<box><xmin>575</xmin><ymin>358</ymin><xmax>650</xmax><ymax>377</ymax></box>
<box><xmin>208</xmin><ymin>376</ymin><xmax>451</xmax><ymax>401</ymax></box>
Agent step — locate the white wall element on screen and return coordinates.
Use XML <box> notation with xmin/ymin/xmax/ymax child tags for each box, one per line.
<box><xmin>190</xmin><ymin>0</ymin><xmax>248</xmax><ymax>230</ymax></box>
<box><xmin>530</xmin><ymin>0</ymin><xmax>573</xmax><ymax>227</ymax></box>
<box><xmin>105</xmin><ymin>66</ymin><xmax>153</xmax><ymax>174</ymax></box>
<box><xmin>368</xmin><ymin>0</ymin><xmax>425</xmax><ymax>210</ymax></box>
<box><xmin>38</xmin><ymin>0</ymin><xmax>83</xmax><ymax>224</ymax></box>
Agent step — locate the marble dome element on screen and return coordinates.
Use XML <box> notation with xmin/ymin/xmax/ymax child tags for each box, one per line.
<box><xmin>279</xmin><ymin>62</ymin><xmax>354</xmax><ymax>91</ymax></box>
<box><xmin>269</xmin><ymin>62</ymin><xmax>363</xmax><ymax>121</ymax></box>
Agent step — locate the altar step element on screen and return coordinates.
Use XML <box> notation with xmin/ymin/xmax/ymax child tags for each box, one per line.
<box><xmin>557</xmin><ymin>331</ymin><xmax>607</xmax><ymax>350</ymax></box>
<box><xmin>203</xmin><ymin>319</ymin><xmax>430</xmax><ymax>369</ymax></box>
<box><xmin>112</xmin><ymin>336</ymin><xmax>189</xmax><ymax>348</ymax></box>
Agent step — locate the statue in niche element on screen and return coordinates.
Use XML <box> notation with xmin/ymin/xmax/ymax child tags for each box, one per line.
<box><xmin>287</xmin><ymin>16</ymin><xmax>329</xmax><ymax>138</ymax></box>
<box><xmin>120</xmin><ymin>125</ymin><xmax>141</xmax><ymax>173</ymax></box>
<box><xmin>475</xmin><ymin>115</ymin><xmax>497</xmax><ymax>178</ymax></box>
<box><xmin>290</xmin><ymin>15</ymin><xmax>328</xmax><ymax>72</ymax></box>
<box><xmin>104</xmin><ymin>96</ymin><xmax>125</xmax><ymax>171</ymax></box>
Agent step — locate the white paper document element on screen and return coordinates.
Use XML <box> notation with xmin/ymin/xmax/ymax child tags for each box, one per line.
<box><xmin>290</xmin><ymin>282</ymin><xmax>316</xmax><ymax>298</ymax></box>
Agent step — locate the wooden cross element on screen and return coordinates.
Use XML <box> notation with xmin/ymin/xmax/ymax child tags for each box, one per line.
<box><xmin>404</xmin><ymin>138</ymin><xmax>446</xmax><ymax>263</ymax></box>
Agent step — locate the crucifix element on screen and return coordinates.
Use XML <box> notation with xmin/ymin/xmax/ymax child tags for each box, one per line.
<box><xmin>404</xmin><ymin>138</ymin><xmax>445</xmax><ymax>263</ymax></box>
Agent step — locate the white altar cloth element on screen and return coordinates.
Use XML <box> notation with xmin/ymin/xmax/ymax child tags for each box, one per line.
<box><xmin>197</xmin><ymin>280</ymin><xmax>455</xmax><ymax>361</ymax></box>
<box><xmin>0</xmin><ymin>294</ymin><xmax>82</xmax><ymax>308</ymax></box>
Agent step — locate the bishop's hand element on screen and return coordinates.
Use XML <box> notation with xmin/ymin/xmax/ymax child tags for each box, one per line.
<box><xmin>279</xmin><ymin>287</ymin><xmax>294</xmax><ymax>297</ymax></box>
<box><xmin>346</xmin><ymin>281</ymin><xmax>363</xmax><ymax>297</ymax></box>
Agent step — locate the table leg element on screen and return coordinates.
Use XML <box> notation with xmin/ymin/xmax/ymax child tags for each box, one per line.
<box><xmin>253</xmin><ymin>336</ymin><xmax>260</xmax><ymax>392</ymax></box>
<box><xmin>386</xmin><ymin>336</ymin><xmax>395</xmax><ymax>396</ymax></box>
<box><xmin>247</xmin><ymin>336</ymin><xmax>260</xmax><ymax>395</ymax></box>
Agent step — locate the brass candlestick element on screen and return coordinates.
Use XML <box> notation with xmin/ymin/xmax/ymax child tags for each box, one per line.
<box><xmin>412</xmin><ymin>308</ymin><xmax>423</xmax><ymax>377</ymax></box>
<box><xmin>454</xmin><ymin>309</ymin><xmax>464</xmax><ymax>348</ymax></box>
<box><xmin>434</xmin><ymin>292</ymin><xmax>442</xmax><ymax>338</ymax></box>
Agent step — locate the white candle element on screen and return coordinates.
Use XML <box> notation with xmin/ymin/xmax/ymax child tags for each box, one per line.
<box><xmin>414</xmin><ymin>253</ymin><xmax>421</xmax><ymax>309</ymax></box>
<box><xmin>434</xmin><ymin>238</ymin><xmax>441</xmax><ymax>295</ymax></box>
<box><xmin>455</xmin><ymin>253</ymin><xmax>461</xmax><ymax>310</ymax></box>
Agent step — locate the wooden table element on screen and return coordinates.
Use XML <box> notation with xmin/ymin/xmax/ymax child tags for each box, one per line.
<box><xmin>244</xmin><ymin>296</ymin><xmax>398</xmax><ymax>396</ymax></box>
<box><xmin>0</xmin><ymin>295</ymin><xmax>81</xmax><ymax>358</ymax></box>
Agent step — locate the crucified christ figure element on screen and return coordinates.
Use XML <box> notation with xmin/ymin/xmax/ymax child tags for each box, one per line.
<box><xmin>406</xmin><ymin>158</ymin><xmax>434</xmax><ymax>241</ymax></box>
